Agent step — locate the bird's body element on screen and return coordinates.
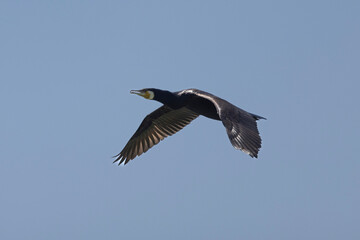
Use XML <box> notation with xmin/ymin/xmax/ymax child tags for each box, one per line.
<box><xmin>114</xmin><ymin>88</ymin><xmax>266</xmax><ymax>165</ymax></box>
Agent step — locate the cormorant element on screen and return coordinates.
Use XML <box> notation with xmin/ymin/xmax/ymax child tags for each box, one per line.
<box><xmin>114</xmin><ymin>88</ymin><xmax>266</xmax><ymax>165</ymax></box>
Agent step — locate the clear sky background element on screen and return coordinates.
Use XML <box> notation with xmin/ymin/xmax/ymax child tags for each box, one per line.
<box><xmin>1</xmin><ymin>1</ymin><xmax>359</xmax><ymax>239</ymax></box>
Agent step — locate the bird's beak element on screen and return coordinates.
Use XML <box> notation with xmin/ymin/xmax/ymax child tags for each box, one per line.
<box><xmin>130</xmin><ymin>90</ymin><xmax>145</xmax><ymax>97</ymax></box>
<box><xmin>130</xmin><ymin>89</ymin><xmax>154</xmax><ymax>100</ymax></box>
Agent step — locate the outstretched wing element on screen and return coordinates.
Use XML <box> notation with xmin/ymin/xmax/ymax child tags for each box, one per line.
<box><xmin>114</xmin><ymin>105</ymin><xmax>199</xmax><ymax>165</ymax></box>
<box><xmin>179</xmin><ymin>89</ymin><xmax>265</xmax><ymax>158</ymax></box>
<box><xmin>221</xmin><ymin>108</ymin><xmax>264</xmax><ymax>158</ymax></box>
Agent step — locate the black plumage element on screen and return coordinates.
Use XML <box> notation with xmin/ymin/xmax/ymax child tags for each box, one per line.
<box><xmin>114</xmin><ymin>88</ymin><xmax>266</xmax><ymax>165</ymax></box>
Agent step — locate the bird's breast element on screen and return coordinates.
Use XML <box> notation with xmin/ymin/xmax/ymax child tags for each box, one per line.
<box><xmin>185</xmin><ymin>98</ymin><xmax>221</xmax><ymax>121</ymax></box>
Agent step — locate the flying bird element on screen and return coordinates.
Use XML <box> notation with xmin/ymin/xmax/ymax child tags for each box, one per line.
<box><xmin>114</xmin><ymin>88</ymin><xmax>266</xmax><ymax>165</ymax></box>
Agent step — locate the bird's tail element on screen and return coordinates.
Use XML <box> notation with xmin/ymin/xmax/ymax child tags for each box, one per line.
<box><xmin>251</xmin><ymin>113</ymin><xmax>266</xmax><ymax>120</ymax></box>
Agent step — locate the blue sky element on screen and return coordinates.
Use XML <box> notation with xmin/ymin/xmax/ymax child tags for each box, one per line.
<box><xmin>1</xmin><ymin>1</ymin><xmax>359</xmax><ymax>239</ymax></box>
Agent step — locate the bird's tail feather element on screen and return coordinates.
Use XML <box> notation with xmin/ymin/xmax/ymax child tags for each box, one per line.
<box><xmin>251</xmin><ymin>113</ymin><xmax>266</xmax><ymax>120</ymax></box>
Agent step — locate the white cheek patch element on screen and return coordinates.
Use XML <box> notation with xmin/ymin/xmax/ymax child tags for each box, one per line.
<box><xmin>148</xmin><ymin>91</ymin><xmax>154</xmax><ymax>99</ymax></box>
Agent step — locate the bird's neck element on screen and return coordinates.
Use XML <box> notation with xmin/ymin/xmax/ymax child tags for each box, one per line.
<box><xmin>154</xmin><ymin>90</ymin><xmax>181</xmax><ymax>108</ymax></box>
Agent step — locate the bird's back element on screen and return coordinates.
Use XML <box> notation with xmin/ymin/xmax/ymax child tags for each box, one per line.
<box><xmin>176</xmin><ymin>88</ymin><xmax>265</xmax><ymax>157</ymax></box>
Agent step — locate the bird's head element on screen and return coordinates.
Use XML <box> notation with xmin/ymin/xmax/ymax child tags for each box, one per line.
<box><xmin>130</xmin><ymin>89</ymin><xmax>155</xmax><ymax>100</ymax></box>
